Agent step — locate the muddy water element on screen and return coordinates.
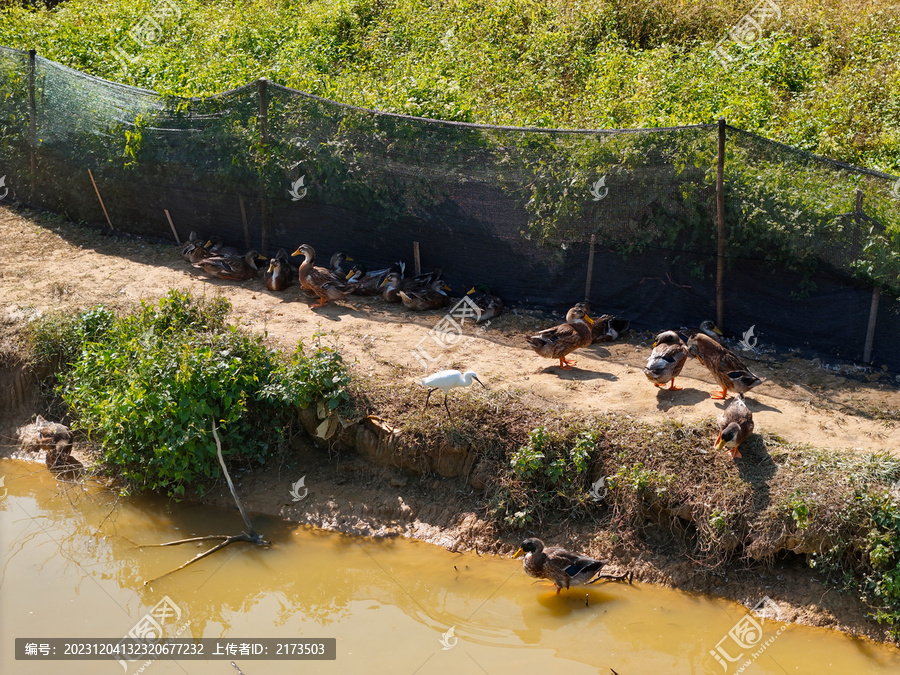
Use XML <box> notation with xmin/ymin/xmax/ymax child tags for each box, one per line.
<box><xmin>2</xmin><ymin>459</ymin><xmax>900</xmax><ymax>675</ymax></box>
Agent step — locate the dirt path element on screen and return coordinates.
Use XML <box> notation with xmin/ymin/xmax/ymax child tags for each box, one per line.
<box><xmin>2</xmin><ymin>204</ymin><xmax>899</xmax><ymax>455</ymax></box>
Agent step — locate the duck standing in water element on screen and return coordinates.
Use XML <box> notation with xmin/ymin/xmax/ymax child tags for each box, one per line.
<box><xmin>513</xmin><ymin>538</ymin><xmax>631</xmax><ymax>593</ymax></box>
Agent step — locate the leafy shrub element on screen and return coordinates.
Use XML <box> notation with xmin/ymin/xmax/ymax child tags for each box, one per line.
<box><xmin>55</xmin><ymin>289</ymin><xmax>350</xmax><ymax>497</ymax></box>
<box><xmin>494</xmin><ymin>425</ymin><xmax>600</xmax><ymax>527</ymax></box>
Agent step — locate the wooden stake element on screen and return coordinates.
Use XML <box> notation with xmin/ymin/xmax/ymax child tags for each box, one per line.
<box><xmin>239</xmin><ymin>195</ymin><xmax>251</xmax><ymax>250</ymax></box>
<box><xmin>88</xmin><ymin>169</ymin><xmax>114</xmax><ymax>231</ymax></box>
<box><xmin>858</xmin><ymin>191</ymin><xmax>879</xmax><ymax>364</ymax></box>
<box><xmin>257</xmin><ymin>78</ymin><xmax>271</xmax><ymax>253</ymax></box>
<box><xmin>163</xmin><ymin>209</ymin><xmax>180</xmax><ymax>244</ymax></box>
<box><xmin>864</xmin><ymin>286</ymin><xmax>880</xmax><ymax>364</ymax></box>
<box><xmin>413</xmin><ymin>241</ymin><xmax>421</xmax><ymax>277</ymax></box>
<box><xmin>716</xmin><ymin>118</ymin><xmax>726</xmax><ymax>329</ymax></box>
<box><xmin>584</xmin><ymin>233</ymin><xmax>596</xmax><ymax>302</ymax></box>
<box><xmin>28</xmin><ymin>49</ymin><xmax>36</xmax><ymax>204</ymax></box>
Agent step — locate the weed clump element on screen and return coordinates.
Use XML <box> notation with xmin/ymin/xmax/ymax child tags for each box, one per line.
<box><xmin>36</xmin><ymin>289</ymin><xmax>349</xmax><ymax>497</ymax></box>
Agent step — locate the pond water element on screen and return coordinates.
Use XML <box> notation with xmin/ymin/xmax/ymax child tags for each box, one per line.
<box><xmin>2</xmin><ymin>458</ymin><xmax>900</xmax><ymax>674</ymax></box>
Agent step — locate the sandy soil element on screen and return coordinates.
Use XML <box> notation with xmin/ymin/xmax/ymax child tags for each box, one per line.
<box><xmin>2</xmin><ymin>204</ymin><xmax>900</xmax><ymax>645</ymax></box>
<box><xmin>2</xmin><ymin>204</ymin><xmax>898</xmax><ymax>456</ymax></box>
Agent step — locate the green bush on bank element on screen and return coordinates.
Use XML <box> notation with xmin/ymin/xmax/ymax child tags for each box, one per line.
<box><xmin>37</xmin><ymin>289</ymin><xmax>349</xmax><ymax>497</ymax></box>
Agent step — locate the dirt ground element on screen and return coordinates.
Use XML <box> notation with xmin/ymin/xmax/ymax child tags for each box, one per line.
<box><xmin>2</xmin><ymin>204</ymin><xmax>899</xmax><ymax>456</ymax></box>
<box><xmin>2</xmin><ymin>204</ymin><xmax>900</xmax><ymax>644</ymax></box>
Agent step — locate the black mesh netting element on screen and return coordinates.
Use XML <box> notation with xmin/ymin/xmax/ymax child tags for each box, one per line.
<box><xmin>2</xmin><ymin>45</ymin><xmax>900</xmax><ymax>369</ymax></box>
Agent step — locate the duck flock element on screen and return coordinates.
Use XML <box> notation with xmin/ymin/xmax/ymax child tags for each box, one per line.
<box><xmin>182</xmin><ymin>233</ymin><xmax>765</xmax><ymax>595</ymax></box>
<box><xmin>182</xmin><ymin>232</ymin><xmax>763</xmax><ymax>462</ymax></box>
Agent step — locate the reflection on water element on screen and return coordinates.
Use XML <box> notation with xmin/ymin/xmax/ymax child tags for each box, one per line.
<box><xmin>2</xmin><ymin>458</ymin><xmax>900</xmax><ymax>674</ymax></box>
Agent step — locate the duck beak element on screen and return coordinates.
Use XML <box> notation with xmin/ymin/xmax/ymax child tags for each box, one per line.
<box><xmin>512</xmin><ymin>547</ymin><xmax>525</xmax><ymax>559</ymax></box>
<box><xmin>267</xmin><ymin>262</ymin><xmax>275</xmax><ymax>273</ymax></box>
<box><xmin>712</xmin><ymin>325</ymin><xmax>723</xmax><ymax>335</ymax></box>
<box><xmin>714</xmin><ymin>433</ymin><xmax>725</xmax><ymax>451</ymax></box>
<box><xmin>379</xmin><ymin>276</ymin><xmax>390</xmax><ymax>288</ymax></box>
<box><xmin>584</xmin><ymin>315</ymin><xmax>594</xmax><ymax>325</ymax></box>
<box><xmin>291</xmin><ymin>247</ymin><xmax>302</xmax><ymax>257</ymax></box>
<box><xmin>467</xmin><ymin>287</ymin><xmax>476</xmax><ymax>295</ymax></box>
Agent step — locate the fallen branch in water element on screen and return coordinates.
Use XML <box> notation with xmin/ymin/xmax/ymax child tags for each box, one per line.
<box><xmin>142</xmin><ymin>421</ymin><xmax>269</xmax><ymax>585</ymax></box>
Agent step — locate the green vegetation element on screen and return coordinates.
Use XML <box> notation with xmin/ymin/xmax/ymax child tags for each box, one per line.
<box><xmin>356</xmin><ymin>380</ymin><xmax>900</xmax><ymax>636</ymax></box>
<box><xmin>30</xmin><ymin>289</ymin><xmax>349</xmax><ymax>497</ymax></box>
<box><xmin>0</xmin><ymin>0</ymin><xmax>898</xmax><ymax>173</ymax></box>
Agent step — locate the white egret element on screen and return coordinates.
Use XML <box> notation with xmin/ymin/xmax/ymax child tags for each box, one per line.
<box><xmin>420</xmin><ymin>369</ymin><xmax>486</xmax><ymax>419</ymax></box>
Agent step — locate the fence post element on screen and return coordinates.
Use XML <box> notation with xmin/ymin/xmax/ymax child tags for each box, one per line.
<box><xmin>584</xmin><ymin>233</ymin><xmax>596</xmax><ymax>302</ymax></box>
<box><xmin>28</xmin><ymin>49</ymin><xmax>37</xmax><ymax>203</ymax></box>
<box><xmin>716</xmin><ymin>118</ymin><xmax>726</xmax><ymax>329</ymax></box>
<box><xmin>257</xmin><ymin>77</ymin><xmax>270</xmax><ymax>254</ymax></box>
<box><xmin>858</xmin><ymin>190</ymin><xmax>880</xmax><ymax>364</ymax></box>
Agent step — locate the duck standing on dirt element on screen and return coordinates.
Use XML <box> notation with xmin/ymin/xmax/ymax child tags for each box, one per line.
<box><xmin>643</xmin><ymin>330</ymin><xmax>689</xmax><ymax>390</ymax></box>
<box><xmin>686</xmin><ymin>326</ymin><xmax>763</xmax><ymax>400</ymax></box>
<box><xmin>513</xmin><ymin>538</ymin><xmax>631</xmax><ymax>594</ymax></box>
<box><xmin>525</xmin><ymin>305</ymin><xmax>594</xmax><ymax>370</ymax></box>
<box><xmin>716</xmin><ymin>394</ymin><xmax>754</xmax><ymax>459</ymax></box>
<box><xmin>265</xmin><ymin>249</ymin><xmax>292</xmax><ymax>291</ymax></box>
<box><xmin>292</xmin><ymin>243</ymin><xmax>357</xmax><ymax>307</ymax></box>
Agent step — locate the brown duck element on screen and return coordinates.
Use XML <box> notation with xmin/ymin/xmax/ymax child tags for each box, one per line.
<box><xmin>192</xmin><ymin>250</ymin><xmax>265</xmax><ymax>281</ymax></box>
<box><xmin>716</xmin><ymin>393</ymin><xmax>755</xmax><ymax>458</ymax></box>
<box><xmin>398</xmin><ymin>277</ymin><xmax>451</xmax><ymax>311</ymax></box>
<box><xmin>687</xmin><ymin>329</ymin><xmax>763</xmax><ymax>399</ymax></box>
<box><xmin>292</xmin><ymin>243</ymin><xmax>357</xmax><ymax>307</ymax></box>
<box><xmin>525</xmin><ymin>305</ymin><xmax>594</xmax><ymax>370</ymax></box>
<box><xmin>513</xmin><ymin>538</ymin><xmax>631</xmax><ymax>594</ymax></box>
<box><xmin>265</xmin><ymin>249</ymin><xmax>292</xmax><ymax>292</ymax></box>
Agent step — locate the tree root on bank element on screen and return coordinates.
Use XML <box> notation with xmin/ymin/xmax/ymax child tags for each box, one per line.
<box><xmin>142</xmin><ymin>421</ymin><xmax>269</xmax><ymax>585</ymax></box>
